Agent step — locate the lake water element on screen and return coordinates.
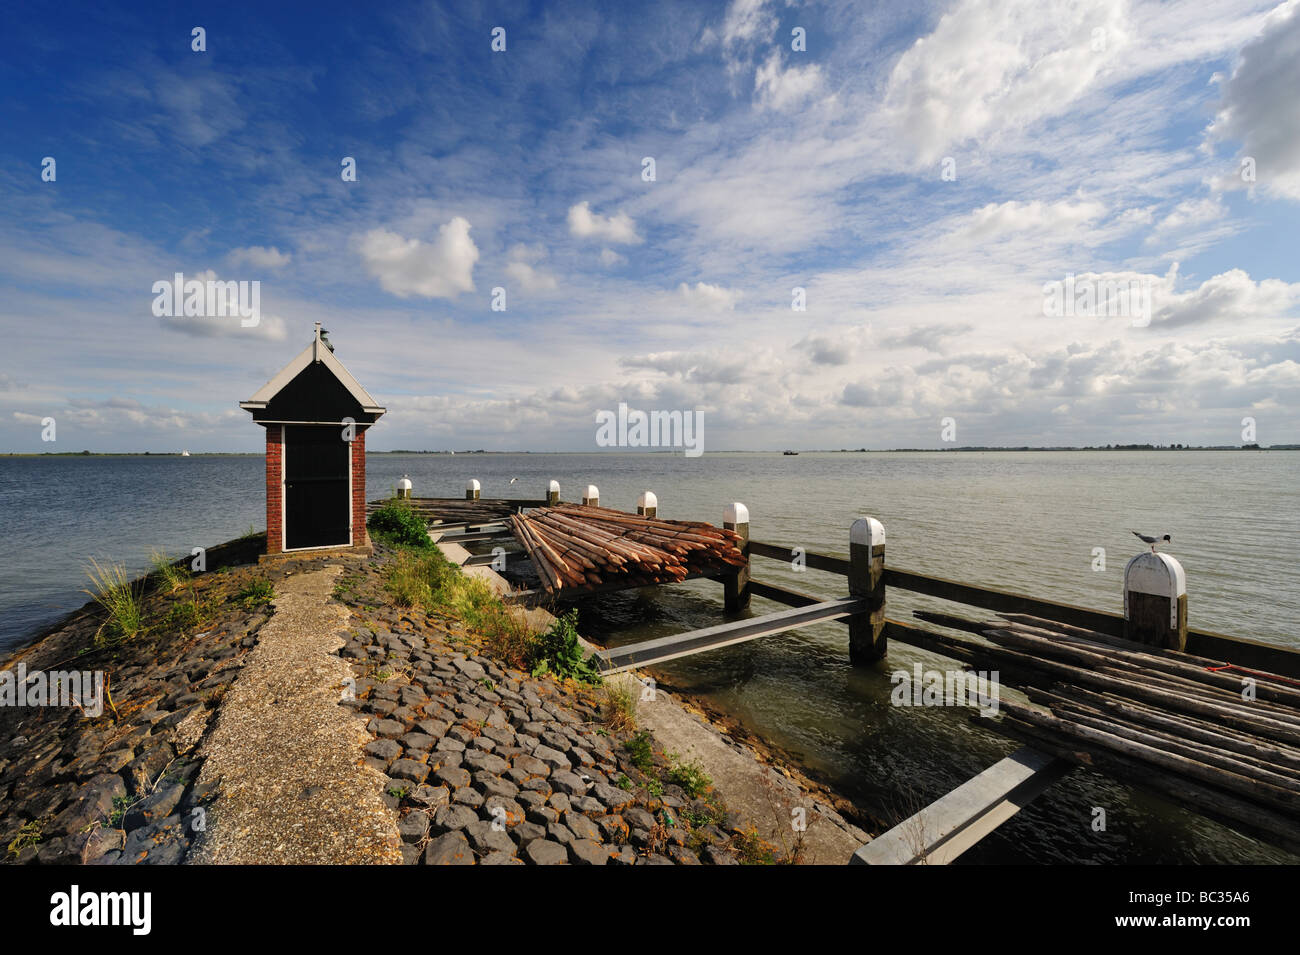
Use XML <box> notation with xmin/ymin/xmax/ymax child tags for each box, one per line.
<box><xmin>2</xmin><ymin>450</ymin><xmax>1296</xmax><ymax>863</ymax></box>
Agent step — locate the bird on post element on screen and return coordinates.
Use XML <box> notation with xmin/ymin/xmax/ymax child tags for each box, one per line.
<box><xmin>1131</xmin><ymin>530</ymin><xmax>1171</xmax><ymax>552</ymax></box>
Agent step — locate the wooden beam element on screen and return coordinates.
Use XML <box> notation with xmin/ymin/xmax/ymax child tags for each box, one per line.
<box><xmin>748</xmin><ymin>540</ymin><xmax>850</xmax><ymax>575</ymax></box>
<box><xmin>850</xmin><ymin>746</ymin><xmax>1070</xmax><ymax>865</ymax></box>
<box><xmin>596</xmin><ymin>597</ymin><xmax>867</xmax><ymax>673</ymax></box>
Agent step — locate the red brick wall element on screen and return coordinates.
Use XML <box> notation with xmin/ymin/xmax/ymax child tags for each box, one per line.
<box><xmin>265</xmin><ymin>425</ymin><xmax>283</xmax><ymax>555</ymax></box>
<box><xmin>352</xmin><ymin>427</ymin><xmax>368</xmax><ymax>547</ymax></box>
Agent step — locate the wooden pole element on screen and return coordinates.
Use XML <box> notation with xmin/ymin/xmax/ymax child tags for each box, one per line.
<box><xmin>849</xmin><ymin>517</ymin><xmax>886</xmax><ymax>665</ymax></box>
<box><xmin>1123</xmin><ymin>551</ymin><xmax>1187</xmax><ymax>651</ymax></box>
<box><xmin>636</xmin><ymin>491</ymin><xmax>658</xmax><ymax>518</ymax></box>
<box><xmin>547</xmin><ymin>479</ymin><xmax>560</xmax><ymax>506</ymax></box>
<box><xmin>581</xmin><ymin>484</ymin><xmax>599</xmax><ymax>506</ymax></box>
<box><xmin>723</xmin><ymin>502</ymin><xmax>750</xmax><ymax>612</ymax></box>
<box><xmin>465</xmin><ymin>478</ymin><xmax>480</xmax><ymax>501</ymax></box>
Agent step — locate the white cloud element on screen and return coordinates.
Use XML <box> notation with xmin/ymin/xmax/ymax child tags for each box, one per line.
<box><xmin>1206</xmin><ymin>2</ymin><xmax>1300</xmax><ymax>200</ymax></box>
<box><xmin>599</xmin><ymin>247</ymin><xmax>626</xmax><ymax>267</ymax></box>
<box><xmin>677</xmin><ymin>281</ymin><xmax>742</xmax><ymax>310</ymax></box>
<box><xmin>505</xmin><ymin>260</ymin><xmax>558</xmax><ymax>292</ymax></box>
<box><xmin>567</xmin><ymin>201</ymin><xmax>641</xmax><ymax>244</ymax></box>
<box><xmin>883</xmin><ymin>0</ymin><xmax>1131</xmax><ymax>163</ymax></box>
<box><xmin>961</xmin><ymin>199</ymin><xmax>1106</xmax><ymax>240</ymax></box>
<box><xmin>754</xmin><ymin>50</ymin><xmax>824</xmax><ymax>111</ymax></box>
<box><xmin>358</xmin><ymin>217</ymin><xmax>479</xmax><ymax>299</ymax></box>
<box><xmin>1154</xmin><ymin>268</ymin><xmax>1300</xmax><ymax>328</ymax></box>
<box><xmin>228</xmin><ymin>245</ymin><xmax>291</xmax><ymax>269</ymax></box>
<box><xmin>1146</xmin><ymin>197</ymin><xmax>1227</xmax><ymax>242</ymax></box>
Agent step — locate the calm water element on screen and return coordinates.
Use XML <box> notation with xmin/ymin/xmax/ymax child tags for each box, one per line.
<box><xmin>2</xmin><ymin>450</ymin><xmax>1297</xmax><ymax>863</ymax></box>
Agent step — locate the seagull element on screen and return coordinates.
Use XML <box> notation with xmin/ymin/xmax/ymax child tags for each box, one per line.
<box><xmin>1131</xmin><ymin>530</ymin><xmax>1171</xmax><ymax>552</ymax></box>
<box><xmin>509</xmin><ymin>477</ymin><xmax>519</xmax><ymax>484</ymax></box>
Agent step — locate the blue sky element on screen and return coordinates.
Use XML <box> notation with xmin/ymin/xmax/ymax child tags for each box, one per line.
<box><xmin>3</xmin><ymin>0</ymin><xmax>1299</xmax><ymax>452</ymax></box>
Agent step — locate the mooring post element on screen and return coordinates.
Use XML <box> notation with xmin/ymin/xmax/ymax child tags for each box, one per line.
<box><xmin>465</xmin><ymin>479</ymin><xmax>480</xmax><ymax>501</ymax></box>
<box><xmin>582</xmin><ymin>484</ymin><xmax>599</xmax><ymax>506</ymax></box>
<box><xmin>723</xmin><ymin>502</ymin><xmax>750</xmax><ymax>612</ymax></box>
<box><xmin>848</xmin><ymin>517</ymin><xmax>886</xmax><ymax>665</ymax></box>
<box><xmin>395</xmin><ymin>475</ymin><xmax>412</xmax><ymax>500</ymax></box>
<box><xmin>1123</xmin><ymin>551</ymin><xmax>1187</xmax><ymax>650</ymax></box>
<box><xmin>547</xmin><ymin>480</ymin><xmax>560</xmax><ymax>506</ymax></box>
<box><xmin>637</xmin><ymin>491</ymin><xmax>658</xmax><ymax>518</ymax></box>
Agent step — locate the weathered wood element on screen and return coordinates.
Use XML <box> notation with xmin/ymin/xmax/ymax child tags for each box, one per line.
<box><xmin>996</xmin><ymin>699</ymin><xmax>1300</xmax><ymax>812</ymax></box>
<box><xmin>723</xmin><ymin>503</ymin><xmax>750</xmax><ymax>612</ymax></box>
<box><xmin>1124</xmin><ymin>552</ymin><xmax>1188</xmax><ymax>651</ymax></box>
<box><xmin>748</xmin><ymin>540</ymin><xmax>850</xmax><ymax>575</ymax></box>
<box><xmin>848</xmin><ymin>518</ymin><xmax>886</xmax><ymax>666</ymax></box>
<box><xmin>596</xmin><ymin>597</ymin><xmax>867</xmax><ymax>673</ymax></box>
<box><xmin>851</xmin><ymin>746</ymin><xmax>1071</xmax><ymax>865</ymax></box>
<box><xmin>991</xmin><ymin>715</ymin><xmax>1300</xmax><ymax>856</ymax></box>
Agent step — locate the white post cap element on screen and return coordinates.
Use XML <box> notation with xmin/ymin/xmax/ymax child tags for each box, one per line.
<box><xmin>724</xmin><ymin>502</ymin><xmax>749</xmax><ymax>524</ymax></box>
<box><xmin>637</xmin><ymin>491</ymin><xmax>658</xmax><ymax>509</ymax></box>
<box><xmin>1124</xmin><ymin>551</ymin><xmax>1186</xmax><ymax>626</ymax></box>
<box><xmin>396</xmin><ymin>476</ymin><xmax>412</xmax><ymax>491</ymax></box>
<box><xmin>583</xmin><ymin>484</ymin><xmax>599</xmax><ymax>499</ymax></box>
<box><xmin>548</xmin><ymin>479</ymin><xmax>561</xmax><ymax>493</ymax></box>
<box><xmin>466</xmin><ymin>479</ymin><xmax>481</xmax><ymax>492</ymax></box>
<box><xmin>850</xmin><ymin>517</ymin><xmax>886</xmax><ymax>547</ymax></box>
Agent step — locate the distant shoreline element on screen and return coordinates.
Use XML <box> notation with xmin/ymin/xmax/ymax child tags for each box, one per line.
<box><xmin>3</xmin><ymin>445</ymin><xmax>1295</xmax><ymax>457</ymax></box>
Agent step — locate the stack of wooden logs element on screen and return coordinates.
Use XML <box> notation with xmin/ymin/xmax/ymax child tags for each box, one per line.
<box><xmin>910</xmin><ymin>609</ymin><xmax>1300</xmax><ymax>851</ymax></box>
<box><xmin>508</xmin><ymin>503</ymin><xmax>746</xmax><ymax>593</ymax></box>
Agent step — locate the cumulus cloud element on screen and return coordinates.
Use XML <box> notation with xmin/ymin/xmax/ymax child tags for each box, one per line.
<box><xmin>505</xmin><ymin>260</ymin><xmax>558</xmax><ymax>292</ymax></box>
<box><xmin>1207</xmin><ymin>3</ymin><xmax>1300</xmax><ymax>200</ymax></box>
<box><xmin>599</xmin><ymin>247</ymin><xmax>627</xmax><ymax>267</ymax></box>
<box><xmin>879</xmin><ymin>323</ymin><xmax>975</xmax><ymax>352</ymax></box>
<box><xmin>567</xmin><ymin>201</ymin><xmax>641</xmax><ymax>244</ymax></box>
<box><xmin>358</xmin><ymin>217</ymin><xmax>479</xmax><ymax>299</ymax></box>
<box><xmin>1154</xmin><ymin>268</ymin><xmax>1300</xmax><ymax>329</ymax></box>
<box><xmin>884</xmin><ymin>0</ymin><xmax>1130</xmax><ymax>163</ymax></box>
<box><xmin>799</xmin><ymin>334</ymin><xmax>853</xmax><ymax>365</ymax></box>
<box><xmin>754</xmin><ymin>49</ymin><xmax>824</xmax><ymax>111</ymax></box>
<box><xmin>228</xmin><ymin>245</ymin><xmax>291</xmax><ymax>269</ymax></box>
<box><xmin>676</xmin><ymin>281</ymin><xmax>742</xmax><ymax>310</ymax></box>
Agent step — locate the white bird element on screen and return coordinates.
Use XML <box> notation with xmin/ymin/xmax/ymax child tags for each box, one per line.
<box><xmin>509</xmin><ymin>477</ymin><xmax>519</xmax><ymax>484</ymax></box>
<box><xmin>1131</xmin><ymin>530</ymin><xmax>1171</xmax><ymax>552</ymax></box>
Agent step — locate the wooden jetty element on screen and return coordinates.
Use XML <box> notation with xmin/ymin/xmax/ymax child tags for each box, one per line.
<box><xmin>372</xmin><ymin>480</ymin><xmax>1300</xmax><ymax>862</ymax></box>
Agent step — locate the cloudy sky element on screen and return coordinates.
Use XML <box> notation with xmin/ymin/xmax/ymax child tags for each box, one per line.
<box><xmin>3</xmin><ymin>0</ymin><xmax>1299</xmax><ymax>452</ymax></box>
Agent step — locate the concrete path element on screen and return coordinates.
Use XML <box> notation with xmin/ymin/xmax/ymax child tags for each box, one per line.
<box><xmin>188</xmin><ymin>566</ymin><xmax>402</xmax><ymax>864</ymax></box>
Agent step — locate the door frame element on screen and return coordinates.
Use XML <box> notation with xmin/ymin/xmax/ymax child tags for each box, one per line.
<box><xmin>280</xmin><ymin>425</ymin><xmax>353</xmax><ymax>551</ymax></box>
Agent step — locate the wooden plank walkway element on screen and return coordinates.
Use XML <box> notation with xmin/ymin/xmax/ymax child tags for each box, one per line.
<box><xmin>851</xmin><ymin>746</ymin><xmax>1071</xmax><ymax>865</ymax></box>
<box><xmin>596</xmin><ymin>597</ymin><xmax>866</xmax><ymax>673</ymax></box>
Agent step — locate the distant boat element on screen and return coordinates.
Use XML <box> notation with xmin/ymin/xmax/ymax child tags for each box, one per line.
<box><xmin>181</xmin><ymin>450</ymin><xmax>191</xmax><ymax>457</ymax></box>
<box><xmin>783</xmin><ymin>450</ymin><xmax>798</xmax><ymax>455</ymax></box>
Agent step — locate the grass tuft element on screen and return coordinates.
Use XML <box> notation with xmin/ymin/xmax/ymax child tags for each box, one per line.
<box><xmin>84</xmin><ymin>558</ymin><xmax>146</xmax><ymax>648</ymax></box>
<box><xmin>601</xmin><ymin>680</ymin><xmax>637</xmax><ymax>733</ymax></box>
<box><xmin>149</xmin><ymin>550</ymin><xmax>192</xmax><ymax>592</ymax></box>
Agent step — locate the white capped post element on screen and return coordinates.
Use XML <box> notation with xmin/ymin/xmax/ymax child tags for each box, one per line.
<box><xmin>637</xmin><ymin>491</ymin><xmax>658</xmax><ymax>518</ymax></box>
<box><xmin>395</xmin><ymin>475</ymin><xmax>412</xmax><ymax>500</ymax></box>
<box><xmin>1123</xmin><ymin>551</ymin><xmax>1187</xmax><ymax>650</ymax></box>
<box><xmin>723</xmin><ymin>503</ymin><xmax>750</xmax><ymax>612</ymax></box>
<box><xmin>849</xmin><ymin>517</ymin><xmax>886</xmax><ymax>665</ymax></box>
<box><xmin>465</xmin><ymin>478</ymin><xmax>481</xmax><ymax>501</ymax></box>
<box><xmin>582</xmin><ymin>484</ymin><xmax>599</xmax><ymax>506</ymax></box>
<box><xmin>547</xmin><ymin>479</ymin><xmax>561</xmax><ymax>506</ymax></box>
